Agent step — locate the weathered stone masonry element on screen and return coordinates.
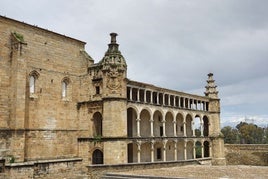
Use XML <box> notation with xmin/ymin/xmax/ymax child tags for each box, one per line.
<box><xmin>0</xmin><ymin>16</ymin><xmax>225</xmax><ymax>178</ymax></box>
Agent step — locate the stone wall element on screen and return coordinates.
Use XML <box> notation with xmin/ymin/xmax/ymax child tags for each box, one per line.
<box><xmin>0</xmin><ymin>158</ymin><xmax>84</xmax><ymax>179</ymax></box>
<box><xmin>0</xmin><ymin>16</ymin><xmax>92</xmax><ymax>162</ymax></box>
<box><xmin>225</xmin><ymin>144</ymin><xmax>268</xmax><ymax>166</ymax></box>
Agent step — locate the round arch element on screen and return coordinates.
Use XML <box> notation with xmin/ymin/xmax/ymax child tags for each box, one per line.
<box><xmin>92</xmin><ymin>112</ymin><xmax>102</xmax><ymax>136</ymax></box>
<box><xmin>153</xmin><ymin>110</ymin><xmax>163</xmax><ymax>137</ymax></box>
<box><xmin>127</xmin><ymin>107</ymin><xmax>138</xmax><ymax>137</ymax></box>
<box><xmin>186</xmin><ymin>114</ymin><xmax>193</xmax><ymax>137</ymax></box>
<box><xmin>165</xmin><ymin>111</ymin><xmax>174</xmax><ymax>137</ymax></box>
<box><xmin>203</xmin><ymin>115</ymin><xmax>209</xmax><ymax>137</ymax></box>
<box><xmin>176</xmin><ymin>113</ymin><xmax>184</xmax><ymax>137</ymax></box>
<box><xmin>92</xmin><ymin>149</ymin><xmax>103</xmax><ymax>164</ymax></box>
<box><xmin>204</xmin><ymin>140</ymin><xmax>210</xmax><ymax>157</ymax></box>
<box><xmin>140</xmin><ymin>109</ymin><xmax>151</xmax><ymax>137</ymax></box>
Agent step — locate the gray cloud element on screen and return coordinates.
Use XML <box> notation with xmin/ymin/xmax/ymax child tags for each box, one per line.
<box><xmin>1</xmin><ymin>0</ymin><xmax>267</xmax><ymax>126</ymax></box>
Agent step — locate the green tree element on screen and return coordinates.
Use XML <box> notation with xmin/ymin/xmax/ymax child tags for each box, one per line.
<box><xmin>221</xmin><ymin>126</ymin><xmax>239</xmax><ymax>144</ymax></box>
<box><xmin>239</xmin><ymin>123</ymin><xmax>264</xmax><ymax>144</ymax></box>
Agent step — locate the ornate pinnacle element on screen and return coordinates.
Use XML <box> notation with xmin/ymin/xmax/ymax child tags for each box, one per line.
<box><xmin>204</xmin><ymin>73</ymin><xmax>219</xmax><ymax>98</ymax></box>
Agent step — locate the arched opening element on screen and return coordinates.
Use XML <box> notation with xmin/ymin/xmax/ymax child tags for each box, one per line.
<box><xmin>92</xmin><ymin>149</ymin><xmax>103</xmax><ymax>164</ymax></box>
<box><xmin>186</xmin><ymin>141</ymin><xmax>194</xmax><ymax>159</ymax></box>
<box><xmin>203</xmin><ymin>116</ymin><xmax>209</xmax><ymax>137</ymax></box>
<box><xmin>194</xmin><ymin>115</ymin><xmax>201</xmax><ymax>137</ymax></box>
<box><xmin>153</xmin><ymin>110</ymin><xmax>163</xmax><ymax>137</ymax></box>
<box><xmin>127</xmin><ymin>107</ymin><xmax>137</xmax><ymax>137</ymax></box>
<box><xmin>195</xmin><ymin>141</ymin><xmax>202</xmax><ymax>158</ymax></box>
<box><xmin>141</xmin><ymin>142</ymin><xmax>151</xmax><ymax>162</ymax></box>
<box><xmin>154</xmin><ymin>142</ymin><xmax>163</xmax><ymax>161</ymax></box>
<box><xmin>127</xmin><ymin>143</ymin><xmax>134</xmax><ymax>163</ymax></box>
<box><xmin>61</xmin><ymin>77</ymin><xmax>70</xmax><ymax>98</ymax></box>
<box><xmin>165</xmin><ymin>112</ymin><xmax>173</xmax><ymax>137</ymax></box>
<box><xmin>29</xmin><ymin>75</ymin><xmax>36</xmax><ymax>94</ymax></box>
<box><xmin>166</xmin><ymin>140</ymin><xmax>174</xmax><ymax>161</ymax></box>
<box><xmin>176</xmin><ymin>113</ymin><xmax>184</xmax><ymax>137</ymax></box>
<box><xmin>93</xmin><ymin>112</ymin><xmax>102</xmax><ymax>136</ymax></box>
<box><xmin>177</xmin><ymin>140</ymin><xmax>184</xmax><ymax>160</ymax></box>
<box><xmin>140</xmin><ymin>109</ymin><xmax>151</xmax><ymax>137</ymax></box>
<box><xmin>204</xmin><ymin>141</ymin><xmax>210</xmax><ymax>157</ymax></box>
<box><xmin>186</xmin><ymin>114</ymin><xmax>193</xmax><ymax>137</ymax></box>
<box><xmin>29</xmin><ymin>70</ymin><xmax>39</xmax><ymax>95</ymax></box>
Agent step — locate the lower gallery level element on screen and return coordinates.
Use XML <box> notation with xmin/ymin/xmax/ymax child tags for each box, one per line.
<box><xmin>87</xmin><ymin>100</ymin><xmax>212</xmax><ymax>165</ymax></box>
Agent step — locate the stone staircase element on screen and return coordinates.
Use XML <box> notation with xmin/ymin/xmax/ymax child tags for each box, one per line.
<box><xmin>102</xmin><ymin>173</ymin><xmax>187</xmax><ymax>179</ymax></box>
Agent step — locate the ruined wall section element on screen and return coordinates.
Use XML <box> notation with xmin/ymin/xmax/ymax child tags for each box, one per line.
<box><xmin>0</xmin><ymin>16</ymin><xmax>93</xmax><ymax>162</ymax></box>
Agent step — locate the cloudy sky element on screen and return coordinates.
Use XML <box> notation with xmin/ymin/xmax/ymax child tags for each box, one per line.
<box><xmin>1</xmin><ymin>0</ymin><xmax>268</xmax><ymax>127</ymax></box>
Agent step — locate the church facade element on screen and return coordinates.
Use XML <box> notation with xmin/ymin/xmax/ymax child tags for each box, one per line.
<box><xmin>0</xmin><ymin>16</ymin><xmax>225</xmax><ymax>175</ymax></box>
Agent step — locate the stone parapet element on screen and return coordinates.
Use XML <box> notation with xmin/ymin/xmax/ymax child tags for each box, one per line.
<box><xmin>225</xmin><ymin>144</ymin><xmax>268</xmax><ymax>166</ymax></box>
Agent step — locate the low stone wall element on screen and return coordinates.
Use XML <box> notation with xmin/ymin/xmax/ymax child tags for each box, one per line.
<box><xmin>87</xmin><ymin>158</ymin><xmax>211</xmax><ymax>179</ymax></box>
<box><xmin>0</xmin><ymin>158</ymin><xmax>86</xmax><ymax>179</ymax></box>
<box><xmin>225</xmin><ymin>144</ymin><xmax>268</xmax><ymax>166</ymax></box>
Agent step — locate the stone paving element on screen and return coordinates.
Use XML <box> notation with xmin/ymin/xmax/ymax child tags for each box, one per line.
<box><xmin>119</xmin><ymin>165</ymin><xmax>268</xmax><ymax>179</ymax></box>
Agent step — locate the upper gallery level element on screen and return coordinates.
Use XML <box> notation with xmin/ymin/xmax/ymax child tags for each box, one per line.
<box><xmin>126</xmin><ymin>74</ymin><xmax>218</xmax><ymax>112</ymax></box>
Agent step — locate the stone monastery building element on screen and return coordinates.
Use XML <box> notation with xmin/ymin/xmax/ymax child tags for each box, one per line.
<box><xmin>0</xmin><ymin>16</ymin><xmax>225</xmax><ymax>176</ymax></box>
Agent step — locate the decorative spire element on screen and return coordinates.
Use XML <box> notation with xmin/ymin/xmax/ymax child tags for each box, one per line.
<box><xmin>106</xmin><ymin>33</ymin><xmax>120</xmax><ymax>54</ymax></box>
<box><xmin>100</xmin><ymin>33</ymin><xmax>127</xmax><ymax>72</ymax></box>
<box><xmin>204</xmin><ymin>73</ymin><xmax>219</xmax><ymax>98</ymax></box>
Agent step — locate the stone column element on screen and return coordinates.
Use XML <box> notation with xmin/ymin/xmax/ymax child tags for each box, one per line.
<box><xmin>137</xmin><ymin>142</ymin><xmax>141</xmax><ymax>163</ymax></box>
<box><xmin>150</xmin><ymin>117</ymin><xmax>154</xmax><ymax>137</ymax></box>
<box><xmin>130</xmin><ymin>87</ymin><xmax>132</xmax><ymax>101</ymax></box>
<box><xmin>163</xmin><ymin>140</ymin><xmax>167</xmax><ymax>162</ymax></box>
<box><xmin>200</xmin><ymin>121</ymin><xmax>204</xmax><ymax>137</ymax></box>
<box><xmin>162</xmin><ymin>120</ymin><xmax>166</xmax><ymax>137</ymax></box>
<box><xmin>192</xmin><ymin>120</ymin><xmax>195</xmax><ymax>137</ymax></box>
<box><xmin>136</xmin><ymin>118</ymin><xmax>141</xmax><ymax>137</ymax></box>
<box><xmin>144</xmin><ymin>90</ymin><xmax>146</xmax><ymax>103</ymax></box>
<box><xmin>183</xmin><ymin>122</ymin><xmax>186</xmax><ymax>137</ymax></box>
<box><xmin>184</xmin><ymin>140</ymin><xmax>187</xmax><ymax>160</ymax></box>
<box><xmin>151</xmin><ymin>141</ymin><xmax>155</xmax><ymax>162</ymax></box>
<box><xmin>173</xmin><ymin>119</ymin><xmax>177</xmax><ymax>137</ymax></box>
<box><xmin>174</xmin><ymin>140</ymin><xmax>178</xmax><ymax>161</ymax></box>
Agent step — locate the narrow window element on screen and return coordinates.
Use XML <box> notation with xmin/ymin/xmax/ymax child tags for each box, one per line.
<box><xmin>157</xmin><ymin>148</ymin><xmax>161</xmax><ymax>160</ymax></box>
<box><xmin>62</xmin><ymin>81</ymin><xmax>67</xmax><ymax>97</ymax></box>
<box><xmin>160</xmin><ymin>126</ymin><xmax>163</xmax><ymax>136</ymax></box>
<box><xmin>96</xmin><ymin>86</ymin><xmax>100</xmax><ymax>94</ymax></box>
<box><xmin>92</xmin><ymin>149</ymin><xmax>103</xmax><ymax>164</ymax></box>
<box><xmin>29</xmin><ymin>75</ymin><xmax>35</xmax><ymax>94</ymax></box>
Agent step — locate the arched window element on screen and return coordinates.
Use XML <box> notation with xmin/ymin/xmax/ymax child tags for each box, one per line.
<box><xmin>62</xmin><ymin>81</ymin><xmax>67</xmax><ymax>97</ymax></box>
<box><xmin>93</xmin><ymin>112</ymin><xmax>102</xmax><ymax>136</ymax></box>
<box><xmin>29</xmin><ymin>70</ymin><xmax>39</xmax><ymax>96</ymax></box>
<box><xmin>61</xmin><ymin>77</ymin><xmax>70</xmax><ymax>99</ymax></box>
<box><xmin>92</xmin><ymin>149</ymin><xmax>103</xmax><ymax>164</ymax></box>
<box><xmin>29</xmin><ymin>75</ymin><xmax>35</xmax><ymax>94</ymax></box>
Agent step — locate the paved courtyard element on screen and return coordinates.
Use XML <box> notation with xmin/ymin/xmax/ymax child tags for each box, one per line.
<box><xmin>119</xmin><ymin>165</ymin><xmax>268</xmax><ymax>179</ymax></box>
